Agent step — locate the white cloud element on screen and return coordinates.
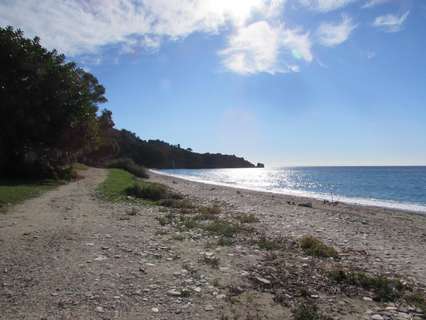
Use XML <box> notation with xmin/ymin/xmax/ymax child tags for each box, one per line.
<box><xmin>316</xmin><ymin>15</ymin><xmax>357</xmax><ymax>47</ymax></box>
<box><xmin>299</xmin><ymin>0</ymin><xmax>356</xmax><ymax>12</ymax></box>
<box><xmin>0</xmin><ymin>0</ymin><xmax>285</xmax><ymax>56</ymax></box>
<box><xmin>219</xmin><ymin>21</ymin><xmax>312</xmax><ymax>75</ymax></box>
<box><xmin>362</xmin><ymin>0</ymin><xmax>391</xmax><ymax>9</ymax></box>
<box><xmin>373</xmin><ymin>11</ymin><xmax>409</xmax><ymax>32</ymax></box>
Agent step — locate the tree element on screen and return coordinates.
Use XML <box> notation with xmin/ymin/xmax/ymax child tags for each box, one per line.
<box><xmin>0</xmin><ymin>26</ymin><xmax>107</xmax><ymax>178</ymax></box>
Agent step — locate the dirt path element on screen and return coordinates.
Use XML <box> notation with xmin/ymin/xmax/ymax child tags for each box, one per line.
<box><xmin>1</xmin><ymin>168</ymin><xmax>425</xmax><ymax>320</ymax></box>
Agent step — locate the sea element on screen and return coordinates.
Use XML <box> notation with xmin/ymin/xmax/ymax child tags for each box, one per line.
<box><xmin>157</xmin><ymin>166</ymin><xmax>426</xmax><ymax>213</ymax></box>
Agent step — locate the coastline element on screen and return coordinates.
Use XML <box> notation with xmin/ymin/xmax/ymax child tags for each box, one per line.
<box><xmin>150</xmin><ymin>169</ymin><xmax>426</xmax><ymax>216</ymax></box>
<box><xmin>150</xmin><ymin>170</ymin><xmax>426</xmax><ymax>286</ymax></box>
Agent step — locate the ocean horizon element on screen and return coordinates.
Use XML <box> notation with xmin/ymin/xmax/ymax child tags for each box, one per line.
<box><xmin>156</xmin><ymin>166</ymin><xmax>426</xmax><ymax>213</ymax></box>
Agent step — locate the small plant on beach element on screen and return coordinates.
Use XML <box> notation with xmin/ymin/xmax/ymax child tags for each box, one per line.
<box><xmin>405</xmin><ymin>292</ymin><xmax>426</xmax><ymax>312</ymax></box>
<box><xmin>178</xmin><ymin>216</ymin><xmax>199</xmax><ymax>230</ymax></box>
<box><xmin>300</xmin><ymin>236</ymin><xmax>338</xmax><ymax>258</ymax></box>
<box><xmin>126</xmin><ymin>181</ymin><xmax>169</xmax><ymax>201</ymax></box>
<box><xmin>293</xmin><ymin>303</ymin><xmax>331</xmax><ymax>320</ymax></box>
<box><xmin>201</xmin><ymin>255</ymin><xmax>220</xmax><ymax>268</ymax></box>
<box><xmin>217</xmin><ymin>236</ymin><xmax>234</xmax><ymax>246</ymax></box>
<box><xmin>235</xmin><ymin>213</ymin><xmax>259</xmax><ymax>224</ymax></box>
<box><xmin>328</xmin><ymin>269</ymin><xmax>404</xmax><ymax>302</ymax></box>
<box><xmin>158</xmin><ymin>198</ymin><xmax>193</xmax><ymax>209</ymax></box>
<box><xmin>203</xmin><ymin>219</ymin><xmax>242</xmax><ymax>238</ymax></box>
<box><xmin>157</xmin><ymin>212</ymin><xmax>175</xmax><ymax>226</ymax></box>
<box><xmin>199</xmin><ymin>204</ymin><xmax>222</xmax><ymax>215</ymax></box>
<box><xmin>256</xmin><ymin>235</ymin><xmax>282</xmax><ymax>251</ymax></box>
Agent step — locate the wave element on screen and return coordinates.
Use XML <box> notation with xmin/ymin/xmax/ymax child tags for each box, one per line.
<box><xmin>151</xmin><ymin>169</ymin><xmax>426</xmax><ymax>214</ymax></box>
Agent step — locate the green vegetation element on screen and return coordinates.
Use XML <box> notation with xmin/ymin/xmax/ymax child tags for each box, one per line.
<box><xmin>256</xmin><ymin>236</ymin><xmax>283</xmax><ymax>251</ymax></box>
<box><xmin>328</xmin><ymin>269</ymin><xmax>404</xmax><ymax>302</ymax></box>
<box><xmin>199</xmin><ymin>204</ymin><xmax>222</xmax><ymax>215</ymax></box>
<box><xmin>157</xmin><ymin>212</ymin><xmax>175</xmax><ymax>226</ymax></box>
<box><xmin>0</xmin><ymin>26</ymin><xmax>111</xmax><ymax>179</ymax></box>
<box><xmin>126</xmin><ymin>181</ymin><xmax>169</xmax><ymax>201</ymax></box>
<box><xmin>106</xmin><ymin>158</ymin><xmax>148</xmax><ymax>178</ymax></box>
<box><xmin>217</xmin><ymin>237</ymin><xmax>234</xmax><ymax>246</ymax></box>
<box><xmin>0</xmin><ymin>179</ymin><xmax>61</xmax><ymax>211</ymax></box>
<box><xmin>300</xmin><ymin>236</ymin><xmax>338</xmax><ymax>258</ymax></box>
<box><xmin>201</xmin><ymin>255</ymin><xmax>220</xmax><ymax>268</ymax></box>
<box><xmin>97</xmin><ymin>169</ymin><xmax>136</xmax><ymax>201</ymax></box>
<box><xmin>405</xmin><ymin>292</ymin><xmax>426</xmax><ymax>311</ymax></box>
<box><xmin>235</xmin><ymin>213</ymin><xmax>259</xmax><ymax>223</ymax></box>
<box><xmin>203</xmin><ymin>219</ymin><xmax>242</xmax><ymax>238</ymax></box>
<box><xmin>293</xmin><ymin>304</ymin><xmax>331</xmax><ymax>320</ymax></box>
<box><xmin>158</xmin><ymin>198</ymin><xmax>194</xmax><ymax>210</ymax></box>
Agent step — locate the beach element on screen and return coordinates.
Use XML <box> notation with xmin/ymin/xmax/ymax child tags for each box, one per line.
<box><xmin>151</xmin><ymin>170</ymin><xmax>426</xmax><ymax>286</ymax></box>
<box><xmin>1</xmin><ymin>168</ymin><xmax>425</xmax><ymax>320</ymax></box>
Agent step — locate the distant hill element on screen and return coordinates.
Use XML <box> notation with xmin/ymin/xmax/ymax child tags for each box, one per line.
<box><xmin>111</xmin><ymin>129</ymin><xmax>255</xmax><ymax>169</ymax></box>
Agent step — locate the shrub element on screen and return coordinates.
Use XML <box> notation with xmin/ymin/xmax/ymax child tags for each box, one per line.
<box><xmin>235</xmin><ymin>213</ymin><xmax>259</xmax><ymax>223</ymax></box>
<box><xmin>405</xmin><ymin>292</ymin><xmax>426</xmax><ymax>311</ymax></box>
<box><xmin>300</xmin><ymin>236</ymin><xmax>338</xmax><ymax>258</ymax></box>
<box><xmin>107</xmin><ymin>158</ymin><xmax>148</xmax><ymax>178</ymax></box>
<box><xmin>256</xmin><ymin>236</ymin><xmax>282</xmax><ymax>251</ymax></box>
<box><xmin>203</xmin><ymin>220</ymin><xmax>241</xmax><ymax>238</ymax></box>
<box><xmin>126</xmin><ymin>181</ymin><xmax>168</xmax><ymax>201</ymax></box>
<box><xmin>328</xmin><ymin>269</ymin><xmax>404</xmax><ymax>302</ymax></box>
<box><xmin>293</xmin><ymin>304</ymin><xmax>331</xmax><ymax>320</ymax></box>
<box><xmin>200</xmin><ymin>204</ymin><xmax>222</xmax><ymax>215</ymax></box>
<box><xmin>158</xmin><ymin>198</ymin><xmax>193</xmax><ymax>209</ymax></box>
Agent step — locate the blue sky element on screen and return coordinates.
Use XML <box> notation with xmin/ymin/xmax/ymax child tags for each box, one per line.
<box><xmin>1</xmin><ymin>0</ymin><xmax>426</xmax><ymax>166</ymax></box>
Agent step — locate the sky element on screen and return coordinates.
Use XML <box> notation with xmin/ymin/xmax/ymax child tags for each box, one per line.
<box><xmin>1</xmin><ymin>0</ymin><xmax>426</xmax><ymax>167</ymax></box>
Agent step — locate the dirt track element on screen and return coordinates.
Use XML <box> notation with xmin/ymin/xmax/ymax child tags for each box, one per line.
<box><xmin>1</xmin><ymin>168</ymin><xmax>425</xmax><ymax>320</ymax></box>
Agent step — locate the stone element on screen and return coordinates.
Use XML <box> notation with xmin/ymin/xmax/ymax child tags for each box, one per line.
<box><xmin>151</xmin><ymin>307</ymin><xmax>159</xmax><ymax>313</ymax></box>
<box><xmin>255</xmin><ymin>276</ymin><xmax>271</xmax><ymax>285</ymax></box>
<box><xmin>167</xmin><ymin>289</ymin><xmax>182</xmax><ymax>297</ymax></box>
<box><xmin>371</xmin><ymin>315</ymin><xmax>384</xmax><ymax>320</ymax></box>
<box><xmin>205</xmin><ymin>304</ymin><xmax>214</xmax><ymax>311</ymax></box>
<box><xmin>95</xmin><ymin>306</ymin><xmax>104</xmax><ymax>313</ymax></box>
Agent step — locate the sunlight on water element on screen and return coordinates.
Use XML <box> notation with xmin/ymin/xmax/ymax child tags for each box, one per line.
<box><xmin>156</xmin><ymin>167</ymin><xmax>426</xmax><ymax>213</ymax></box>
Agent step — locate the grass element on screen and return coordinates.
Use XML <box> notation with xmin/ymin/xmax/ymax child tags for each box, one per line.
<box><xmin>255</xmin><ymin>236</ymin><xmax>282</xmax><ymax>251</ymax></box>
<box><xmin>0</xmin><ymin>178</ymin><xmax>61</xmax><ymax>212</ymax></box>
<box><xmin>71</xmin><ymin>162</ymin><xmax>89</xmax><ymax>171</ymax></box>
<box><xmin>405</xmin><ymin>292</ymin><xmax>426</xmax><ymax>311</ymax></box>
<box><xmin>97</xmin><ymin>169</ymin><xmax>136</xmax><ymax>201</ymax></box>
<box><xmin>158</xmin><ymin>198</ymin><xmax>193</xmax><ymax>209</ymax></box>
<box><xmin>199</xmin><ymin>204</ymin><xmax>222</xmax><ymax>215</ymax></box>
<box><xmin>106</xmin><ymin>158</ymin><xmax>148</xmax><ymax>178</ymax></box>
<box><xmin>157</xmin><ymin>212</ymin><xmax>175</xmax><ymax>226</ymax></box>
<box><xmin>235</xmin><ymin>213</ymin><xmax>259</xmax><ymax>224</ymax></box>
<box><xmin>202</xmin><ymin>219</ymin><xmax>242</xmax><ymax>238</ymax></box>
<box><xmin>293</xmin><ymin>303</ymin><xmax>331</xmax><ymax>320</ymax></box>
<box><xmin>98</xmin><ymin>168</ymin><xmax>178</xmax><ymax>204</ymax></box>
<box><xmin>300</xmin><ymin>235</ymin><xmax>338</xmax><ymax>258</ymax></box>
<box><xmin>201</xmin><ymin>255</ymin><xmax>220</xmax><ymax>268</ymax></box>
<box><xmin>126</xmin><ymin>181</ymin><xmax>170</xmax><ymax>201</ymax></box>
<box><xmin>328</xmin><ymin>269</ymin><xmax>405</xmax><ymax>302</ymax></box>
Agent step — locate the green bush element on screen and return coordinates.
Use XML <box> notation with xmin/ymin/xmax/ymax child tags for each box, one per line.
<box><xmin>293</xmin><ymin>304</ymin><xmax>331</xmax><ymax>320</ymax></box>
<box><xmin>126</xmin><ymin>181</ymin><xmax>168</xmax><ymax>201</ymax></box>
<box><xmin>203</xmin><ymin>220</ymin><xmax>242</xmax><ymax>238</ymax></box>
<box><xmin>300</xmin><ymin>236</ymin><xmax>338</xmax><ymax>258</ymax></box>
<box><xmin>328</xmin><ymin>269</ymin><xmax>404</xmax><ymax>302</ymax></box>
<box><xmin>107</xmin><ymin>158</ymin><xmax>148</xmax><ymax>178</ymax></box>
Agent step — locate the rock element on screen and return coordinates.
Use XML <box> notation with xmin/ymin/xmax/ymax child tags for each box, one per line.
<box><xmin>298</xmin><ymin>202</ymin><xmax>313</xmax><ymax>208</ymax></box>
<box><xmin>205</xmin><ymin>304</ymin><xmax>214</xmax><ymax>311</ymax></box>
<box><xmin>363</xmin><ymin>297</ymin><xmax>373</xmax><ymax>301</ymax></box>
<box><xmin>95</xmin><ymin>306</ymin><xmax>104</xmax><ymax>313</ymax></box>
<box><xmin>255</xmin><ymin>276</ymin><xmax>271</xmax><ymax>285</ymax></box>
<box><xmin>371</xmin><ymin>315</ymin><xmax>384</xmax><ymax>320</ymax></box>
<box><xmin>94</xmin><ymin>255</ymin><xmax>107</xmax><ymax>261</ymax></box>
<box><xmin>167</xmin><ymin>289</ymin><xmax>182</xmax><ymax>297</ymax></box>
<box><xmin>151</xmin><ymin>307</ymin><xmax>159</xmax><ymax>313</ymax></box>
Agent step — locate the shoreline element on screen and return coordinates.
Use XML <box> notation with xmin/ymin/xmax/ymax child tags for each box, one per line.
<box><xmin>150</xmin><ymin>170</ymin><xmax>426</xmax><ymax>287</ymax></box>
<box><xmin>150</xmin><ymin>169</ymin><xmax>426</xmax><ymax>216</ymax></box>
